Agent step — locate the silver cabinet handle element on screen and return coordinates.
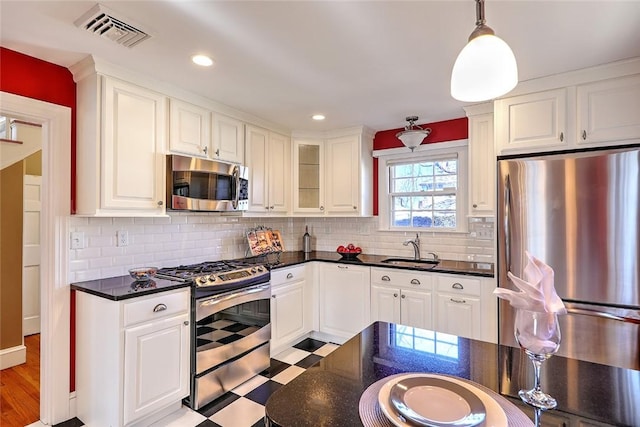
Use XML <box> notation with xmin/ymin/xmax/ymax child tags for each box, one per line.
<box><xmin>393</xmin><ymin>293</ymin><xmax>398</xmax><ymax>297</ymax></box>
<box><xmin>452</xmin><ymin>283</ymin><xmax>464</xmax><ymax>290</ymax></box>
<box><xmin>286</xmin><ymin>273</ymin><xmax>293</xmax><ymax>279</ymax></box>
<box><xmin>450</xmin><ymin>298</ymin><xmax>466</xmax><ymax>304</ymax></box>
<box><xmin>271</xmin><ymin>295</ymin><xmax>276</xmax><ymax>299</ymax></box>
<box><xmin>157</xmin><ymin>200</ymin><xmax>163</xmax><ymax>206</ymax></box>
<box><xmin>582</xmin><ymin>130</ymin><xmax>587</xmax><ymax>140</ymax></box>
<box><xmin>381</xmin><ymin>275</ymin><xmax>391</xmax><ymax>281</ymax></box>
<box><xmin>270</xmin><ymin>206</ymin><xmax>274</xmax><ymax>210</ymax></box>
<box><xmin>560</xmin><ymin>131</ymin><xmax>564</xmax><ymax>142</ymax></box>
<box><xmin>338</xmin><ymin>265</ymin><xmax>349</xmax><ymax>269</ymax></box>
<box><xmin>353</xmin><ymin>206</ymin><xmax>357</xmax><ymax>210</ymax></box>
<box><xmin>203</xmin><ymin>146</ymin><xmax>208</xmax><ymax>155</ymax></box>
<box><xmin>320</xmin><ymin>206</ymin><xmax>325</xmax><ymax>211</ymax></box>
<box><xmin>183</xmin><ymin>321</ymin><xmax>189</xmax><ymax>326</ymax></box>
<box><xmin>410</xmin><ymin>279</ymin><xmax>421</xmax><ymax>285</ymax></box>
<box><xmin>401</xmin><ymin>294</ymin><xmax>406</xmax><ymax>299</ymax></box>
<box><xmin>153</xmin><ymin>303</ymin><xmax>167</xmax><ymax>312</ymax></box>
<box><xmin>472</xmin><ymin>203</ymin><xmax>478</xmax><ymax>208</ymax></box>
<box><xmin>215</xmin><ymin>148</ymin><xmax>220</xmax><ymax>156</ymax></box>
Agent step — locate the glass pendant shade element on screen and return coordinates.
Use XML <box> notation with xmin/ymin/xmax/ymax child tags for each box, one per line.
<box><xmin>397</xmin><ymin>130</ymin><xmax>429</xmax><ymax>151</ymax></box>
<box><xmin>451</xmin><ymin>33</ymin><xmax>518</xmax><ymax>102</ymax></box>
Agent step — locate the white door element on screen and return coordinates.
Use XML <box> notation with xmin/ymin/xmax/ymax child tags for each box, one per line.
<box><xmin>23</xmin><ymin>174</ymin><xmax>41</xmax><ymax>336</ymax></box>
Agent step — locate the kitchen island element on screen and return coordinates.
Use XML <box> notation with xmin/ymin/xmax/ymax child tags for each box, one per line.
<box><xmin>265</xmin><ymin>321</ymin><xmax>639</xmax><ymax>427</ymax></box>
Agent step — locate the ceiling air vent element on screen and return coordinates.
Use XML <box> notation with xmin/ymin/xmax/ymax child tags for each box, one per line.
<box><xmin>75</xmin><ymin>4</ymin><xmax>150</xmax><ymax>48</ymax></box>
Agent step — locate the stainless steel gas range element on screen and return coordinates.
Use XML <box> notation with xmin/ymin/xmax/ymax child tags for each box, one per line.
<box><xmin>157</xmin><ymin>259</ymin><xmax>271</xmax><ymax>410</ymax></box>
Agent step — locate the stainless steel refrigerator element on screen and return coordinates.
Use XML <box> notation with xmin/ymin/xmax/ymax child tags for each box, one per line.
<box><xmin>497</xmin><ymin>144</ymin><xmax>640</xmax><ymax>371</ymax></box>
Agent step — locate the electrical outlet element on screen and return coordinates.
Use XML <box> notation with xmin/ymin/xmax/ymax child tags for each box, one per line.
<box><xmin>117</xmin><ymin>230</ymin><xmax>129</xmax><ymax>247</ymax></box>
<box><xmin>70</xmin><ymin>232</ymin><xmax>84</xmax><ymax>249</ymax></box>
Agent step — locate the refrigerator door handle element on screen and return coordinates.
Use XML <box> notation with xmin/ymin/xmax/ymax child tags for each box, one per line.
<box><xmin>566</xmin><ymin>307</ymin><xmax>640</xmax><ymax>325</ymax></box>
<box><xmin>504</xmin><ymin>174</ymin><xmax>512</xmax><ymax>272</ymax></box>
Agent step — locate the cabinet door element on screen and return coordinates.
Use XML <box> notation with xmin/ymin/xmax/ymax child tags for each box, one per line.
<box><xmin>293</xmin><ymin>139</ymin><xmax>324</xmax><ymax>214</ymax></box>
<box><xmin>267</xmin><ymin>132</ymin><xmax>291</xmax><ymax>214</ymax></box>
<box><xmin>271</xmin><ymin>281</ymin><xmax>306</xmax><ymax>351</ymax></box>
<box><xmin>325</xmin><ymin>135</ymin><xmax>359</xmax><ymax>214</ymax></box>
<box><xmin>102</xmin><ymin>78</ymin><xmax>166</xmax><ymax>213</ymax></box>
<box><xmin>495</xmin><ymin>88</ymin><xmax>568</xmax><ymax>154</ymax></box>
<box><xmin>245</xmin><ymin>125</ymin><xmax>270</xmax><ymax>213</ymax></box>
<box><xmin>435</xmin><ymin>293</ymin><xmax>481</xmax><ymax>340</ymax></box>
<box><xmin>123</xmin><ymin>313</ymin><xmax>190</xmax><ymax>425</ymax></box>
<box><xmin>577</xmin><ymin>74</ymin><xmax>640</xmax><ymax>145</ymax></box>
<box><xmin>319</xmin><ymin>264</ymin><xmax>370</xmax><ymax>339</ymax></box>
<box><xmin>169</xmin><ymin>98</ymin><xmax>211</xmax><ymax>157</ymax></box>
<box><xmin>371</xmin><ymin>284</ymin><xmax>401</xmax><ymax>324</ymax></box>
<box><xmin>213</xmin><ymin>114</ymin><xmax>244</xmax><ymax>164</ymax></box>
<box><xmin>468</xmin><ymin>112</ymin><xmax>495</xmax><ymax>215</ymax></box>
<box><xmin>401</xmin><ymin>289</ymin><xmax>433</xmax><ymax>330</ymax></box>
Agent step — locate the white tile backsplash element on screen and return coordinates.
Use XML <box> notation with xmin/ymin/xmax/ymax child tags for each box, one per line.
<box><xmin>68</xmin><ymin>214</ymin><xmax>495</xmax><ymax>282</ymax></box>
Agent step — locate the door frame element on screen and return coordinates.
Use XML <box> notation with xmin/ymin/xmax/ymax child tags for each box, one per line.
<box><xmin>1</xmin><ymin>91</ymin><xmax>72</xmax><ymax>425</ymax></box>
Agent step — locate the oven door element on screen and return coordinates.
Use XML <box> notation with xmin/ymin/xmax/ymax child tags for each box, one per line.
<box><xmin>194</xmin><ymin>283</ymin><xmax>271</xmax><ymax>374</ymax></box>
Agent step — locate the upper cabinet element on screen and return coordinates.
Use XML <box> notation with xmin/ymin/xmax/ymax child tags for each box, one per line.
<box><xmin>292</xmin><ymin>128</ymin><xmax>373</xmax><ymax>216</ymax></box>
<box><xmin>212</xmin><ymin>114</ymin><xmax>245</xmax><ymax>164</ymax></box>
<box><xmin>168</xmin><ymin>98</ymin><xmax>211</xmax><ymax>158</ymax></box>
<box><xmin>245</xmin><ymin>125</ymin><xmax>291</xmax><ymax>215</ymax></box>
<box><xmin>494</xmin><ymin>62</ymin><xmax>640</xmax><ymax>155</ymax></box>
<box><xmin>464</xmin><ymin>103</ymin><xmax>495</xmax><ymax>216</ymax></box>
<box><xmin>494</xmin><ymin>88</ymin><xmax>569</xmax><ymax>154</ymax></box>
<box><xmin>576</xmin><ymin>74</ymin><xmax>640</xmax><ymax>145</ymax></box>
<box><xmin>75</xmin><ymin>72</ymin><xmax>166</xmax><ymax>216</ymax></box>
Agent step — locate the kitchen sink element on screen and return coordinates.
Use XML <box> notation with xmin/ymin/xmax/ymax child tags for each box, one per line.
<box><xmin>380</xmin><ymin>258</ymin><xmax>440</xmax><ymax>269</ymax></box>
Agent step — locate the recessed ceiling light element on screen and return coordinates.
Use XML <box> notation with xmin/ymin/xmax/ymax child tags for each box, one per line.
<box><xmin>312</xmin><ymin>114</ymin><xmax>325</xmax><ymax>121</ymax></box>
<box><xmin>192</xmin><ymin>54</ymin><xmax>214</xmax><ymax>67</ymax></box>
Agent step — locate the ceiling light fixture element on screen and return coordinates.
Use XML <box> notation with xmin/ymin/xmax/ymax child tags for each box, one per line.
<box><xmin>312</xmin><ymin>114</ymin><xmax>325</xmax><ymax>121</ymax></box>
<box><xmin>451</xmin><ymin>0</ymin><xmax>518</xmax><ymax>102</ymax></box>
<box><xmin>192</xmin><ymin>54</ymin><xmax>214</xmax><ymax>67</ymax></box>
<box><xmin>396</xmin><ymin>116</ymin><xmax>431</xmax><ymax>151</ymax></box>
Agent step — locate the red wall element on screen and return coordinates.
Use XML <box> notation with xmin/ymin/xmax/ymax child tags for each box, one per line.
<box><xmin>371</xmin><ymin>117</ymin><xmax>468</xmax><ymax>215</ymax></box>
<box><xmin>0</xmin><ymin>46</ymin><xmax>77</xmax><ymax>390</ymax></box>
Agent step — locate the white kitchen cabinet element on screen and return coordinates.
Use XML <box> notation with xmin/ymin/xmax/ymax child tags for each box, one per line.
<box><xmin>168</xmin><ymin>98</ymin><xmax>211</xmax><ymax>157</ymax></box>
<box><xmin>370</xmin><ymin>267</ymin><xmax>433</xmax><ymax>330</ymax></box>
<box><xmin>576</xmin><ymin>74</ymin><xmax>640</xmax><ymax>146</ymax></box>
<box><xmin>464</xmin><ymin>103</ymin><xmax>495</xmax><ymax>216</ymax></box>
<box><xmin>270</xmin><ymin>265</ymin><xmax>311</xmax><ymax>354</ymax></box>
<box><xmin>434</xmin><ymin>274</ymin><xmax>497</xmax><ymax>343</ymax></box>
<box><xmin>76</xmin><ymin>288</ymin><xmax>190</xmax><ymax>427</ymax></box>
<box><xmin>245</xmin><ymin>125</ymin><xmax>291</xmax><ymax>215</ymax></box>
<box><xmin>292</xmin><ymin>127</ymin><xmax>373</xmax><ymax>216</ymax></box>
<box><xmin>494</xmin><ymin>88</ymin><xmax>569</xmax><ymax>154</ymax></box>
<box><xmin>75</xmin><ymin>73</ymin><xmax>166</xmax><ymax>216</ymax></box>
<box><xmin>212</xmin><ymin>113</ymin><xmax>245</xmax><ymax>164</ymax></box>
<box><xmin>318</xmin><ymin>263</ymin><xmax>370</xmax><ymax>340</ymax></box>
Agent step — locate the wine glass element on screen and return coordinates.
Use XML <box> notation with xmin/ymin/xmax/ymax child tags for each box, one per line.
<box><xmin>514</xmin><ymin>308</ymin><xmax>561</xmax><ymax>409</ymax></box>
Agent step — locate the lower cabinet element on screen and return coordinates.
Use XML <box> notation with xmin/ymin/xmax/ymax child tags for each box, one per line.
<box><xmin>76</xmin><ymin>288</ymin><xmax>190</xmax><ymax>427</ymax></box>
<box><xmin>434</xmin><ymin>274</ymin><xmax>497</xmax><ymax>343</ymax></box>
<box><xmin>370</xmin><ymin>267</ymin><xmax>433</xmax><ymax>330</ymax></box>
<box><xmin>318</xmin><ymin>263</ymin><xmax>371</xmax><ymax>340</ymax></box>
<box><xmin>270</xmin><ymin>265</ymin><xmax>311</xmax><ymax>354</ymax></box>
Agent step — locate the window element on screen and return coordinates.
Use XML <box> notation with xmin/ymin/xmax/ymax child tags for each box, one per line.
<box><xmin>392</xmin><ymin>325</ymin><xmax>460</xmax><ymax>360</ymax></box>
<box><xmin>377</xmin><ymin>141</ymin><xmax>468</xmax><ymax>232</ymax></box>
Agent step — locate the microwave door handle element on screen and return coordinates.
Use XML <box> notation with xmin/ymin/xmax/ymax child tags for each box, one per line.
<box><xmin>232</xmin><ymin>165</ymin><xmax>240</xmax><ymax>209</ymax></box>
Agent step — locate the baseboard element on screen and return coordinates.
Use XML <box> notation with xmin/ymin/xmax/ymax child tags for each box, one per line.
<box><xmin>0</xmin><ymin>344</ymin><xmax>26</xmax><ymax>369</ymax></box>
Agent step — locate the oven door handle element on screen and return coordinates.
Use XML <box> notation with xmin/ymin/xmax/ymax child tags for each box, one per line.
<box><xmin>198</xmin><ymin>283</ymin><xmax>270</xmax><ymax>309</ymax></box>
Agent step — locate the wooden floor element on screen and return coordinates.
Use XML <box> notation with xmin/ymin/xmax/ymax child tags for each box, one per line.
<box><xmin>1</xmin><ymin>334</ymin><xmax>40</xmax><ymax>427</ymax></box>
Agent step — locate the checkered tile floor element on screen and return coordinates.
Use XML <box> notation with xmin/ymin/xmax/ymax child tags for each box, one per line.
<box><xmin>54</xmin><ymin>338</ymin><xmax>339</xmax><ymax>427</ymax></box>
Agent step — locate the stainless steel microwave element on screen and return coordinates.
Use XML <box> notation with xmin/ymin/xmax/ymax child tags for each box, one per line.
<box><xmin>167</xmin><ymin>155</ymin><xmax>249</xmax><ymax>212</ymax></box>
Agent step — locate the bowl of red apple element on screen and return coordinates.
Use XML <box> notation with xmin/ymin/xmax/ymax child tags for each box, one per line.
<box><xmin>336</xmin><ymin>243</ymin><xmax>362</xmax><ymax>260</ymax></box>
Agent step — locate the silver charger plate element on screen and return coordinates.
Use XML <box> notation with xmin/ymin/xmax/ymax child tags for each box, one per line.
<box><xmin>389</xmin><ymin>376</ymin><xmax>486</xmax><ymax>427</ymax></box>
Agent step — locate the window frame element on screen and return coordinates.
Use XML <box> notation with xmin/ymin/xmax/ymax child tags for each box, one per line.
<box><xmin>376</xmin><ymin>140</ymin><xmax>469</xmax><ymax>233</ymax></box>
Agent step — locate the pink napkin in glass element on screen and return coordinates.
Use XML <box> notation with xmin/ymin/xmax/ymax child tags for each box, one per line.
<box><xmin>494</xmin><ymin>252</ymin><xmax>566</xmax><ymax>353</ymax></box>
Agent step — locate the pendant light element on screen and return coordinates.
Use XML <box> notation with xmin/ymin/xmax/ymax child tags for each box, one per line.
<box><xmin>451</xmin><ymin>0</ymin><xmax>518</xmax><ymax>102</ymax></box>
<box><xmin>396</xmin><ymin>116</ymin><xmax>432</xmax><ymax>151</ymax></box>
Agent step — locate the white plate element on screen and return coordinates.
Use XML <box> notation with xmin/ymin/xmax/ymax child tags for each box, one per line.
<box><xmin>389</xmin><ymin>376</ymin><xmax>486</xmax><ymax>426</ymax></box>
<box><xmin>378</xmin><ymin>374</ymin><xmax>508</xmax><ymax>427</ymax></box>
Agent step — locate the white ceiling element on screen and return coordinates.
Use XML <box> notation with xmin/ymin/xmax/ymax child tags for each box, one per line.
<box><xmin>2</xmin><ymin>1</ymin><xmax>640</xmax><ymax>133</ymax></box>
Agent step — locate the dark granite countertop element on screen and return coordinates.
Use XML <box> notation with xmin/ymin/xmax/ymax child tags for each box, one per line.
<box><xmin>265</xmin><ymin>321</ymin><xmax>639</xmax><ymax>427</ymax></box>
<box><xmin>71</xmin><ymin>275</ymin><xmax>190</xmax><ymax>301</ymax></box>
<box><xmin>270</xmin><ymin>251</ymin><xmax>494</xmax><ymax>277</ymax></box>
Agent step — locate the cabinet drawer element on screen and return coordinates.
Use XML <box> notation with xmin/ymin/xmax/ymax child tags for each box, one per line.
<box><xmin>272</xmin><ymin>265</ymin><xmax>305</xmax><ymax>287</ymax></box>
<box><xmin>436</xmin><ymin>275</ymin><xmax>481</xmax><ymax>296</ymax></box>
<box><xmin>124</xmin><ymin>288</ymin><xmax>190</xmax><ymax>327</ymax></box>
<box><xmin>371</xmin><ymin>268</ymin><xmax>433</xmax><ymax>290</ymax></box>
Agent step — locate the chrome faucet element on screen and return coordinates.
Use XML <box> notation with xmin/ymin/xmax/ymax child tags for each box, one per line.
<box><xmin>403</xmin><ymin>233</ymin><xmax>421</xmax><ymax>260</ymax></box>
